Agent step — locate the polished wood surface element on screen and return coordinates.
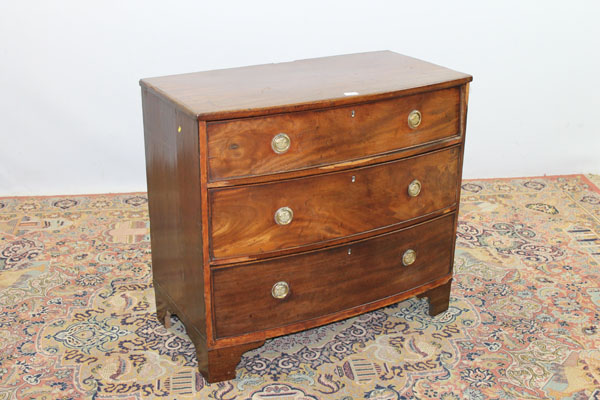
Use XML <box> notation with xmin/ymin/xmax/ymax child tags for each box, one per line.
<box><xmin>204</xmin><ymin>341</ymin><xmax>265</xmax><ymax>382</ymax></box>
<box><xmin>212</xmin><ymin>213</ymin><xmax>455</xmax><ymax>338</ymax></box>
<box><xmin>209</xmin><ymin>146</ymin><xmax>459</xmax><ymax>260</ymax></box>
<box><xmin>206</xmin><ymin>136</ymin><xmax>463</xmax><ymax>189</ymax></box>
<box><xmin>209</xmin><ymin>207</ymin><xmax>457</xmax><ymax>266</ymax></box>
<box><xmin>198</xmin><ymin>121</ymin><xmax>216</xmax><ymax>346</ymax></box>
<box><xmin>417</xmin><ymin>279</ymin><xmax>453</xmax><ymax>316</ymax></box>
<box><xmin>207</xmin><ymin>87</ymin><xmax>460</xmax><ymax>181</ymax></box>
<box><xmin>212</xmin><ymin>275</ymin><xmax>452</xmax><ymax>348</ymax></box>
<box><xmin>141</xmin><ymin>52</ymin><xmax>471</xmax><ymax>383</ymax></box>
<box><xmin>142</xmin><ymin>88</ymin><xmax>206</xmax><ymax>337</ymax></box>
<box><xmin>140</xmin><ymin>51</ymin><xmax>471</xmax><ymax>120</ymax></box>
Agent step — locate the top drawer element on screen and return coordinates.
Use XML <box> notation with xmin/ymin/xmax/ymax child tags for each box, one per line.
<box><xmin>207</xmin><ymin>87</ymin><xmax>460</xmax><ymax>181</ymax></box>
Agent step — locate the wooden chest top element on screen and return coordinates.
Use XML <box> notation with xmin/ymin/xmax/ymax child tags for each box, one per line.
<box><xmin>140</xmin><ymin>51</ymin><xmax>471</xmax><ymax>119</ymax></box>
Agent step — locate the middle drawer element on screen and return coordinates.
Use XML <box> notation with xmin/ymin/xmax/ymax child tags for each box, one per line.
<box><xmin>209</xmin><ymin>146</ymin><xmax>459</xmax><ymax>260</ymax></box>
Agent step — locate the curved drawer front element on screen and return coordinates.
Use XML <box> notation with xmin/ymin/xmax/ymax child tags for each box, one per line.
<box><xmin>209</xmin><ymin>146</ymin><xmax>459</xmax><ymax>260</ymax></box>
<box><xmin>212</xmin><ymin>213</ymin><xmax>455</xmax><ymax>338</ymax></box>
<box><xmin>207</xmin><ymin>87</ymin><xmax>460</xmax><ymax>181</ymax></box>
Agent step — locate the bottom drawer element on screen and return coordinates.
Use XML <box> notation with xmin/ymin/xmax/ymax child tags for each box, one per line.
<box><xmin>212</xmin><ymin>213</ymin><xmax>456</xmax><ymax>338</ymax></box>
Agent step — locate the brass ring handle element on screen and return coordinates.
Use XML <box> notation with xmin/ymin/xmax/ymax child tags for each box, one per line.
<box><xmin>408</xmin><ymin>110</ymin><xmax>422</xmax><ymax>129</ymax></box>
<box><xmin>272</xmin><ymin>281</ymin><xmax>290</xmax><ymax>299</ymax></box>
<box><xmin>271</xmin><ymin>133</ymin><xmax>291</xmax><ymax>154</ymax></box>
<box><xmin>402</xmin><ymin>249</ymin><xmax>417</xmax><ymax>266</ymax></box>
<box><xmin>274</xmin><ymin>207</ymin><xmax>293</xmax><ymax>225</ymax></box>
<box><xmin>408</xmin><ymin>179</ymin><xmax>421</xmax><ymax>197</ymax></box>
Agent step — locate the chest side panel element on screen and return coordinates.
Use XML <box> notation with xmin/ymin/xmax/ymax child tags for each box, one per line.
<box><xmin>142</xmin><ymin>88</ymin><xmax>206</xmax><ymax>337</ymax></box>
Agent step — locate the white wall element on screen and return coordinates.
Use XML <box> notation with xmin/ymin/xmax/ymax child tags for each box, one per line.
<box><xmin>1</xmin><ymin>0</ymin><xmax>599</xmax><ymax>196</ymax></box>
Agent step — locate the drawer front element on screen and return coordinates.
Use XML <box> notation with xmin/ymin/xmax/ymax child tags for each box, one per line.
<box><xmin>209</xmin><ymin>146</ymin><xmax>459</xmax><ymax>260</ymax></box>
<box><xmin>207</xmin><ymin>87</ymin><xmax>460</xmax><ymax>181</ymax></box>
<box><xmin>212</xmin><ymin>213</ymin><xmax>456</xmax><ymax>338</ymax></box>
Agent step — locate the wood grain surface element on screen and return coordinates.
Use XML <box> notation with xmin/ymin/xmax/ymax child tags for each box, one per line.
<box><xmin>206</xmin><ymin>136</ymin><xmax>463</xmax><ymax>189</ymax></box>
<box><xmin>207</xmin><ymin>87</ymin><xmax>460</xmax><ymax>181</ymax></box>
<box><xmin>204</xmin><ymin>341</ymin><xmax>265</xmax><ymax>382</ymax></box>
<box><xmin>140</xmin><ymin>51</ymin><xmax>472</xmax><ymax>120</ymax></box>
<box><xmin>212</xmin><ymin>213</ymin><xmax>456</xmax><ymax>338</ymax></box>
<box><xmin>417</xmin><ymin>279</ymin><xmax>453</xmax><ymax>316</ymax></box>
<box><xmin>141</xmin><ymin>88</ymin><xmax>206</xmax><ymax>337</ymax></box>
<box><xmin>209</xmin><ymin>146</ymin><xmax>459</xmax><ymax>260</ymax></box>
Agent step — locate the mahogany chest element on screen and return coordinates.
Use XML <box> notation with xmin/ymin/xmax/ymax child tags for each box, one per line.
<box><xmin>140</xmin><ymin>51</ymin><xmax>472</xmax><ymax>383</ymax></box>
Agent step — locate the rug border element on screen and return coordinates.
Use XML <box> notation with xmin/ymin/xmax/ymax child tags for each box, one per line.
<box><xmin>0</xmin><ymin>191</ymin><xmax>147</xmax><ymax>200</ymax></box>
<box><xmin>462</xmin><ymin>173</ymin><xmax>600</xmax><ymax>194</ymax></box>
<box><xmin>0</xmin><ymin>174</ymin><xmax>598</xmax><ymax>199</ymax></box>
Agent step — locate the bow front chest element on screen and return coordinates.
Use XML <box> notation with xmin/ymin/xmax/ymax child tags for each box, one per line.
<box><xmin>140</xmin><ymin>51</ymin><xmax>472</xmax><ymax>383</ymax></box>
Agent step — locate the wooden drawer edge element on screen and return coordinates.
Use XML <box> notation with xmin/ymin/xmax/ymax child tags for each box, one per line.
<box><xmin>141</xmin><ymin>78</ymin><xmax>471</xmax><ymax>121</ymax></box>
<box><xmin>200</xmin><ymin>78</ymin><xmax>472</xmax><ymax>120</ymax></box>
<box><xmin>207</xmin><ymin>135</ymin><xmax>463</xmax><ymax>188</ymax></box>
<box><xmin>209</xmin><ymin>206</ymin><xmax>457</xmax><ymax>266</ymax></box>
<box><xmin>210</xmin><ymin>275</ymin><xmax>452</xmax><ymax>347</ymax></box>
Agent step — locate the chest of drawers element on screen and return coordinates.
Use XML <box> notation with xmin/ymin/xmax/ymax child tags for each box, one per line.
<box><xmin>140</xmin><ymin>51</ymin><xmax>472</xmax><ymax>383</ymax></box>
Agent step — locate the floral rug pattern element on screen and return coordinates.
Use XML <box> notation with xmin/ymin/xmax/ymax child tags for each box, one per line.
<box><xmin>1</xmin><ymin>174</ymin><xmax>599</xmax><ymax>399</ymax></box>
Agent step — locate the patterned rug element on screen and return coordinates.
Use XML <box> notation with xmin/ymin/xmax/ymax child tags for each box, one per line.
<box><xmin>1</xmin><ymin>174</ymin><xmax>599</xmax><ymax>400</ymax></box>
